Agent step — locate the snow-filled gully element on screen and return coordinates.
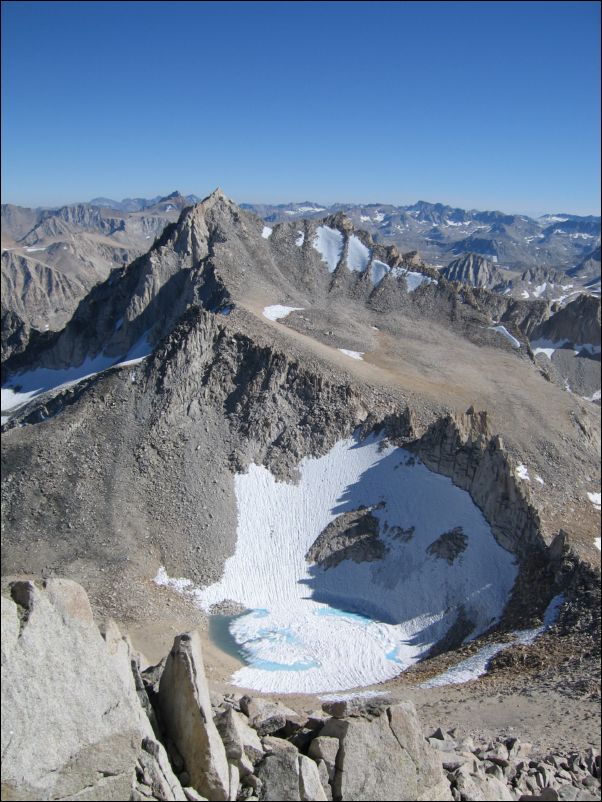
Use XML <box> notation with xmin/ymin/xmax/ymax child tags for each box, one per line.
<box><xmin>157</xmin><ymin>433</ymin><xmax>524</xmax><ymax>694</ymax></box>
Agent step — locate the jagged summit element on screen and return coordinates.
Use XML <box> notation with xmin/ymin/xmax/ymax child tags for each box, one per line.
<box><xmin>441</xmin><ymin>252</ymin><xmax>505</xmax><ymax>290</ymax></box>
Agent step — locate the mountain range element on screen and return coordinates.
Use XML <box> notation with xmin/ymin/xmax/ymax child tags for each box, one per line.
<box><xmin>1</xmin><ymin>189</ymin><xmax>600</xmax><ymax>800</ymax></box>
<box><xmin>2</xmin><ymin>193</ymin><xmax>599</xmax><ymax>364</ymax></box>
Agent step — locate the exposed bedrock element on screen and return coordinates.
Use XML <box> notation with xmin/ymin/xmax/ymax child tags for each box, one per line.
<box><xmin>305</xmin><ymin>508</ymin><xmax>387</xmax><ymax>569</ymax></box>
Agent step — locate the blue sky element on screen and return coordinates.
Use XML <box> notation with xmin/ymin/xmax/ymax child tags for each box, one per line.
<box><xmin>1</xmin><ymin>1</ymin><xmax>600</xmax><ymax>215</ymax></box>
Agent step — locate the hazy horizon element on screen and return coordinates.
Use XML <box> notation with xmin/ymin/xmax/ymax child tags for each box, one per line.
<box><xmin>1</xmin><ymin>187</ymin><xmax>600</xmax><ymax>220</ymax></box>
<box><xmin>2</xmin><ymin>1</ymin><xmax>600</xmax><ymax>216</ymax></box>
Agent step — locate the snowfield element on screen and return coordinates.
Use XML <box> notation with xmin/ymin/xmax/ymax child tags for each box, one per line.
<box><xmin>262</xmin><ymin>305</ymin><xmax>304</xmax><ymax>321</ymax></box>
<box><xmin>338</xmin><ymin>349</ymin><xmax>364</xmax><ymax>360</ymax></box>
<box><xmin>1</xmin><ymin>332</ymin><xmax>153</xmax><ymax>419</ymax></box>
<box><xmin>156</xmin><ymin>433</ymin><xmax>518</xmax><ymax>693</ymax></box>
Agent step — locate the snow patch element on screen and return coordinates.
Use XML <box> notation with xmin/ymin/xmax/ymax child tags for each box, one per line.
<box><xmin>338</xmin><ymin>349</ymin><xmax>364</xmax><ymax>360</ymax></box>
<box><xmin>531</xmin><ymin>338</ymin><xmax>569</xmax><ymax>359</ymax></box>
<box><xmin>583</xmin><ymin>390</ymin><xmax>601</xmax><ymax>402</ymax></box>
<box><xmin>313</xmin><ymin>226</ymin><xmax>344</xmax><ymax>273</ymax></box>
<box><xmin>370</xmin><ymin>260</ymin><xmax>390</xmax><ymax>287</ymax></box>
<box><xmin>390</xmin><ymin>267</ymin><xmax>437</xmax><ymax>293</ymax></box>
<box><xmin>587</xmin><ymin>492</ymin><xmax>601</xmax><ymax>510</ymax></box>
<box><xmin>295</xmin><ymin>231</ymin><xmax>305</xmax><ymax>247</ymax></box>
<box><xmin>262</xmin><ymin>305</ymin><xmax>304</xmax><ymax>321</ymax></box>
<box><xmin>516</xmin><ymin>464</ymin><xmax>530</xmax><ymax>482</ymax></box>
<box><xmin>346</xmin><ymin>235</ymin><xmax>370</xmax><ymax>273</ymax></box>
<box><xmin>1</xmin><ymin>333</ymin><xmax>153</xmax><ymax>418</ymax></box>
<box><xmin>490</xmin><ymin>326</ymin><xmax>521</xmax><ymax>349</ymax></box>
<box><xmin>261</xmin><ymin>226</ymin><xmax>273</xmax><ymax>239</ymax></box>
<box><xmin>533</xmin><ymin>283</ymin><xmax>547</xmax><ymax>298</ymax></box>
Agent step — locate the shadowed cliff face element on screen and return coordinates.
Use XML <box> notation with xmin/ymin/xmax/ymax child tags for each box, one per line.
<box><xmin>533</xmin><ymin>294</ymin><xmax>601</xmax><ymax>347</ymax></box>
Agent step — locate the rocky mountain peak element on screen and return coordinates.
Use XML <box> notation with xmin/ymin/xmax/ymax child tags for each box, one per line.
<box><xmin>441</xmin><ymin>252</ymin><xmax>505</xmax><ymax>290</ymax></box>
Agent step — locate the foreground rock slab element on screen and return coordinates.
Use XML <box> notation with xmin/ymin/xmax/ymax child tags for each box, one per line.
<box><xmin>1</xmin><ymin>579</ymin><xmax>185</xmax><ymax>801</ymax></box>
<box><xmin>159</xmin><ymin>630</ymin><xmax>230</xmax><ymax>801</ymax></box>
<box><xmin>320</xmin><ymin>701</ymin><xmax>452</xmax><ymax>801</ymax></box>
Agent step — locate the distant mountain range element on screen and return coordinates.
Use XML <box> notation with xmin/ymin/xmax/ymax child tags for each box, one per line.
<box><xmin>241</xmin><ymin>200</ymin><xmax>601</xmax><ymax>272</ymax></box>
<box><xmin>1</xmin><ymin>191</ymin><xmax>599</xmax><ymax>361</ymax></box>
<box><xmin>88</xmin><ymin>190</ymin><xmax>202</xmax><ymax>213</ymax></box>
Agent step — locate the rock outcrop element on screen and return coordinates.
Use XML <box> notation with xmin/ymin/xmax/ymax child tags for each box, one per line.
<box><xmin>319</xmin><ymin>701</ymin><xmax>451</xmax><ymax>801</ymax></box>
<box><xmin>158</xmin><ymin>631</ymin><xmax>230</xmax><ymax>801</ymax></box>
<box><xmin>1</xmin><ymin>578</ymin><xmax>185</xmax><ymax>801</ymax></box>
<box><xmin>2</xmin><ymin>575</ymin><xmax>601</xmax><ymax>801</ymax></box>
<box><xmin>305</xmin><ymin>508</ymin><xmax>387</xmax><ymax>569</ymax></box>
<box><xmin>441</xmin><ymin>253</ymin><xmax>506</xmax><ymax>290</ymax></box>
<box><xmin>531</xmin><ymin>294</ymin><xmax>601</xmax><ymax>347</ymax></box>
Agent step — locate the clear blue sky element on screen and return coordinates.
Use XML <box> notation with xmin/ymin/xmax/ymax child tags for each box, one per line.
<box><xmin>1</xmin><ymin>1</ymin><xmax>600</xmax><ymax>215</ymax></box>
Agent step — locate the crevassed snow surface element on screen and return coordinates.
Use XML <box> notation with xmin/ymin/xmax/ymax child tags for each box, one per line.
<box><xmin>587</xmin><ymin>492</ymin><xmax>601</xmax><ymax>511</ymax></box>
<box><xmin>338</xmin><ymin>349</ymin><xmax>364</xmax><ymax>360</ymax></box>
<box><xmin>421</xmin><ymin>594</ymin><xmax>564</xmax><ymax>688</ymax></box>
<box><xmin>346</xmin><ymin>235</ymin><xmax>370</xmax><ymax>273</ymax></box>
<box><xmin>312</xmin><ymin>226</ymin><xmax>344</xmax><ymax>273</ymax></box>
<box><xmin>490</xmin><ymin>326</ymin><xmax>521</xmax><ymax>349</ymax></box>
<box><xmin>262</xmin><ymin>305</ymin><xmax>304</xmax><ymax>321</ymax></box>
<box><xmin>0</xmin><ymin>333</ymin><xmax>152</xmax><ymax>417</ymax></box>
<box><xmin>261</xmin><ymin>226</ymin><xmax>273</xmax><ymax>239</ymax></box>
<box><xmin>156</xmin><ymin>434</ymin><xmax>517</xmax><ymax>693</ymax></box>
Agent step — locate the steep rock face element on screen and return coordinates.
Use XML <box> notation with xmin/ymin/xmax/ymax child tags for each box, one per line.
<box><xmin>3</xmin><ymin>191</ymin><xmax>235</xmax><ymax>374</ymax></box>
<box><xmin>410</xmin><ymin>408</ymin><xmax>542</xmax><ymax>558</ymax></box>
<box><xmin>532</xmin><ymin>294</ymin><xmax>601</xmax><ymax>346</ymax></box>
<box><xmin>1</xmin><ymin>252</ymin><xmax>86</xmax><ymax>331</ymax></box>
<box><xmin>441</xmin><ymin>252</ymin><xmax>505</xmax><ymax>289</ymax></box>
<box><xmin>1</xmin><ymin>203</ymin><xmax>41</xmax><ymax>241</ymax></box>
<box><xmin>0</xmin><ymin>578</ymin><xmax>185</xmax><ymax>801</ymax></box>
<box><xmin>568</xmin><ymin>245</ymin><xmax>601</xmax><ymax>281</ymax></box>
<box><xmin>0</xmin><ymin>197</ymin><xmax>194</xmax><ymax>360</ymax></box>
